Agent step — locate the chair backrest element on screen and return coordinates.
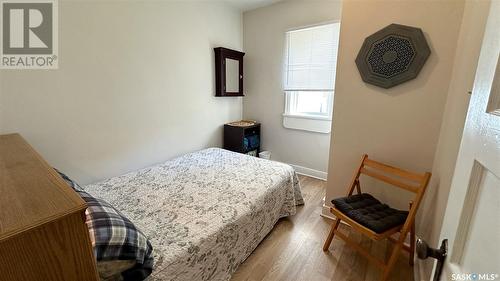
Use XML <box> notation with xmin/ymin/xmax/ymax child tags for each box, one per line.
<box><xmin>360</xmin><ymin>157</ymin><xmax>429</xmax><ymax>194</ymax></box>
<box><xmin>347</xmin><ymin>154</ymin><xmax>431</xmax><ymax>199</ymax></box>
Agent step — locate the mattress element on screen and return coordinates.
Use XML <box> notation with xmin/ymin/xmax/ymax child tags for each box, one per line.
<box><xmin>84</xmin><ymin>148</ymin><xmax>303</xmax><ymax>281</ymax></box>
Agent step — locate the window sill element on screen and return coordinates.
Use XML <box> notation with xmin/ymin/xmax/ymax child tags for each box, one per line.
<box><xmin>282</xmin><ymin>113</ymin><xmax>332</xmax><ymax>121</ymax></box>
<box><xmin>282</xmin><ymin>114</ymin><xmax>332</xmax><ymax>134</ymax></box>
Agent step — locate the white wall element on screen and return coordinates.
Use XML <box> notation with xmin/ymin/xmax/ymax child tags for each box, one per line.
<box><xmin>242</xmin><ymin>0</ymin><xmax>342</xmax><ymax>178</ymax></box>
<box><xmin>325</xmin><ymin>0</ymin><xmax>465</xmax><ymax>212</ymax></box>
<box><xmin>417</xmin><ymin>1</ymin><xmax>491</xmax><ymax>279</ymax></box>
<box><xmin>0</xmin><ymin>1</ymin><xmax>243</xmax><ymax>185</ymax></box>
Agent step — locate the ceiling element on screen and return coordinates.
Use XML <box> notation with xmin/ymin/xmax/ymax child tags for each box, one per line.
<box><xmin>225</xmin><ymin>0</ymin><xmax>283</xmax><ymax>12</ymax></box>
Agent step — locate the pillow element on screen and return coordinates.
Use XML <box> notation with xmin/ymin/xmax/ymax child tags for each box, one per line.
<box><xmin>55</xmin><ymin>168</ymin><xmax>84</xmax><ymax>191</ymax></box>
<box><xmin>55</xmin><ymin>169</ymin><xmax>154</xmax><ymax>281</ymax></box>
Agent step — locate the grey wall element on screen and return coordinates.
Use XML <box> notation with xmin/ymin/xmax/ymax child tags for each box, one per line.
<box><xmin>242</xmin><ymin>0</ymin><xmax>342</xmax><ymax>177</ymax></box>
<box><xmin>0</xmin><ymin>1</ymin><xmax>243</xmax><ymax>184</ymax></box>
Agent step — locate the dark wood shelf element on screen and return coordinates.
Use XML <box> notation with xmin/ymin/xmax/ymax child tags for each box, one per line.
<box><xmin>224</xmin><ymin>122</ymin><xmax>260</xmax><ymax>156</ymax></box>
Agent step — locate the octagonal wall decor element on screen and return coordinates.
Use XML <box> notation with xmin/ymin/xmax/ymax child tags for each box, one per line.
<box><xmin>355</xmin><ymin>23</ymin><xmax>431</xmax><ymax>89</ymax></box>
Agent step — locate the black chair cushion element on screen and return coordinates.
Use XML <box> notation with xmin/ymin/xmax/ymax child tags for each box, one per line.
<box><xmin>331</xmin><ymin>193</ymin><xmax>408</xmax><ymax>234</ymax></box>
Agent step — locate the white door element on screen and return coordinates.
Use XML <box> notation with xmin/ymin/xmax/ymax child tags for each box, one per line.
<box><xmin>436</xmin><ymin>1</ymin><xmax>500</xmax><ymax>280</ymax></box>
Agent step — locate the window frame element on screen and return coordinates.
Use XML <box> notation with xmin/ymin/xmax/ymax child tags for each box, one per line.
<box><xmin>282</xmin><ymin>21</ymin><xmax>340</xmax><ymax>133</ymax></box>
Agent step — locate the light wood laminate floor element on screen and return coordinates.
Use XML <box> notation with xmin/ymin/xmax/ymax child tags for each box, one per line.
<box><xmin>232</xmin><ymin>175</ymin><xmax>414</xmax><ymax>281</ymax></box>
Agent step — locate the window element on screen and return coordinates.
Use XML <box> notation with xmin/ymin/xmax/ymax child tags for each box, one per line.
<box><xmin>283</xmin><ymin>22</ymin><xmax>340</xmax><ymax>133</ymax></box>
<box><xmin>285</xmin><ymin>91</ymin><xmax>333</xmax><ymax>118</ymax></box>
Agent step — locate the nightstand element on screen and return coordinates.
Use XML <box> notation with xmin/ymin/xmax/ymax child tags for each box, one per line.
<box><xmin>224</xmin><ymin>121</ymin><xmax>260</xmax><ymax>156</ymax></box>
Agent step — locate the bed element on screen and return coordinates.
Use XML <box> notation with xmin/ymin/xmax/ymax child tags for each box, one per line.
<box><xmin>84</xmin><ymin>147</ymin><xmax>304</xmax><ymax>281</ymax></box>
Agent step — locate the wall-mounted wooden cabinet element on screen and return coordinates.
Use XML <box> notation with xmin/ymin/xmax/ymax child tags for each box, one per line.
<box><xmin>215</xmin><ymin>47</ymin><xmax>245</xmax><ymax>97</ymax></box>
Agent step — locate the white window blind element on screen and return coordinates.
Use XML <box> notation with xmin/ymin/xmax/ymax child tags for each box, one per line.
<box><xmin>283</xmin><ymin>23</ymin><xmax>340</xmax><ymax>91</ymax></box>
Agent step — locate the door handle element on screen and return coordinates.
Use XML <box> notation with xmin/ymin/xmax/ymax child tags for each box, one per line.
<box><xmin>416</xmin><ymin>238</ymin><xmax>448</xmax><ymax>281</ymax></box>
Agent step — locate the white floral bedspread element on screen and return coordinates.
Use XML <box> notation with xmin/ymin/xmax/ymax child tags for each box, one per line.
<box><xmin>84</xmin><ymin>148</ymin><xmax>303</xmax><ymax>281</ymax></box>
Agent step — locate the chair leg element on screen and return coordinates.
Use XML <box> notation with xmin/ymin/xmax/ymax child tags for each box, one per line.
<box><xmin>323</xmin><ymin>219</ymin><xmax>341</xmax><ymax>251</ymax></box>
<box><xmin>409</xmin><ymin>220</ymin><xmax>415</xmax><ymax>266</ymax></box>
<box><xmin>380</xmin><ymin>235</ymin><xmax>405</xmax><ymax>281</ymax></box>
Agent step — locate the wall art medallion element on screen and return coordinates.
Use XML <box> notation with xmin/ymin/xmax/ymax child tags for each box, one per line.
<box><xmin>355</xmin><ymin>23</ymin><xmax>431</xmax><ymax>89</ymax></box>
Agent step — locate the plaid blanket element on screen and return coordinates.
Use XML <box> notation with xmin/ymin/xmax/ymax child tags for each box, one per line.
<box><xmin>56</xmin><ymin>170</ymin><xmax>154</xmax><ymax>281</ymax></box>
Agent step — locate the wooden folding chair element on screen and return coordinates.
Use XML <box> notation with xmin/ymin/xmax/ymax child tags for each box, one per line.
<box><xmin>322</xmin><ymin>154</ymin><xmax>431</xmax><ymax>281</ymax></box>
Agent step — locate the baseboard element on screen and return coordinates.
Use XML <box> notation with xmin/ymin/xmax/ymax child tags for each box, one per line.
<box><xmin>320</xmin><ymin>202</ymin><xmax>352</xmax><ymax>225</ymax></box>
<box><xmin>414</xmin><ymin>242</ymin><xmax>426</xmax><ymax>281</ymax></box>
<box><xmin>289</xmin><ymin>164</ymin><xmax>327</xmax><ymax>181</ymax></box>
<box><xmin>321</xmin><ymin>202</ymin><xmax>336</xmax><ymax>220</ymax></box>
<box><xmin>320</xmin><ymin>195</ymin><xmax>335</xmax><ymax>220</ymax></box>
<box><xmin>320</xmin><ymin>197</ymin><xmax>350</xmax><ymax>225</ymax></box>
<box><xmin>320</xmin><ymin>205</ymin><xmax>335</xmax><ymax>220</ymax></box>
<box><xmin>415</xmin><ymin>259</ymin><xmax>423</xmax><ymax>281</ymax></box>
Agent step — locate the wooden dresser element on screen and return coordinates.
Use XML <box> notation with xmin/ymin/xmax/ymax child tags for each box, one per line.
<box><xmin>0</xmin><ymin>134</ymin><xmax>99</xmax><ymax>281</ymax></box>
